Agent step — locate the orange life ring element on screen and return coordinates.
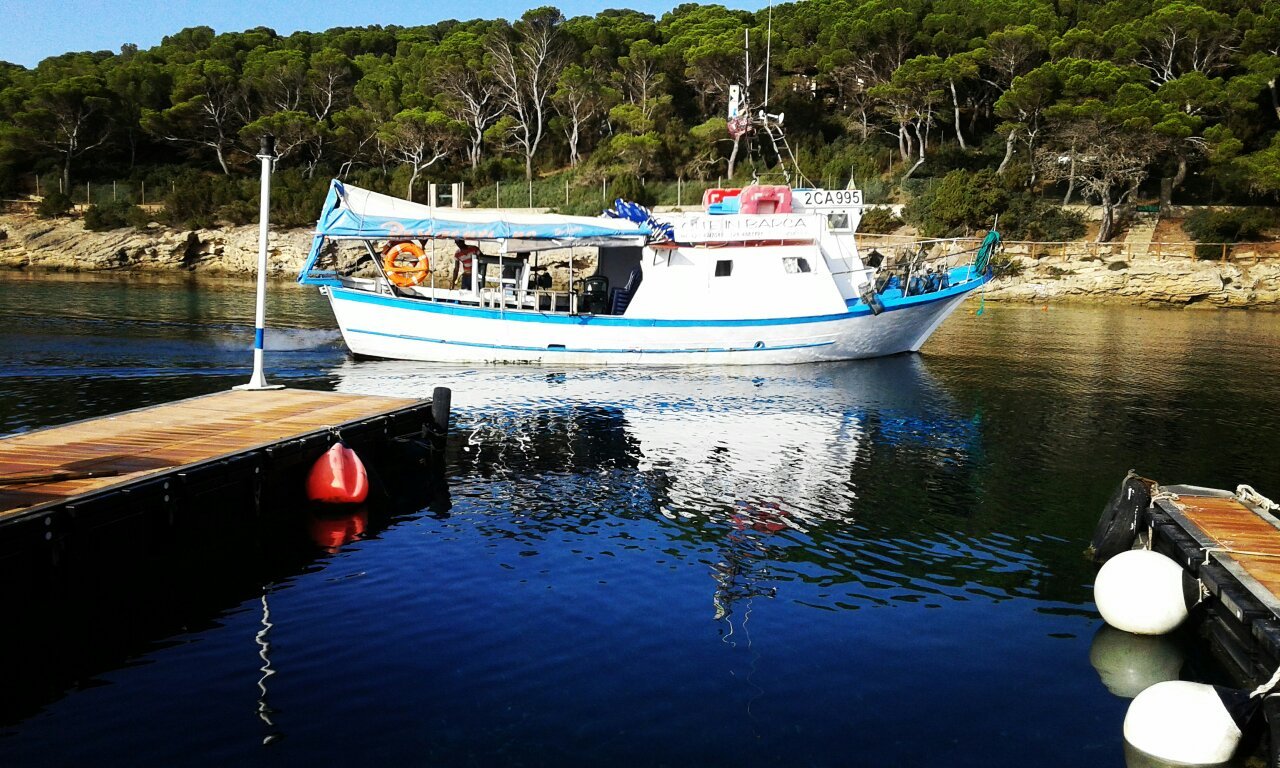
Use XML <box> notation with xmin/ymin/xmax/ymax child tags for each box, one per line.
<box><xmin>382</xmin><ymin>241</ymin><xmax>430</xmax><ymax>287</ymax></box>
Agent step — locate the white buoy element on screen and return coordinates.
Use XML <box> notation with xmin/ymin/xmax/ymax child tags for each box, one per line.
<box><xmin>1095</xmin><ymin>549</ymin><xmax>1189</xmax><ymax>635</ymax></box>
<box><xmin>1124</xmin><ymin>681</ymin><xmax>1250</xmax><ymax>765</ymax></box>
<box><xmin>1089</xmin><ymin>625</ymin><xmax>1185</xmax><ymax>699</ymax></box>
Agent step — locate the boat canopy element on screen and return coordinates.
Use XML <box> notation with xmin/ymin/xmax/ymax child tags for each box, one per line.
<box><xmin>299</xmin><ymin>180</ymin><xmax>652</xmax><ymax>285</ymax></box>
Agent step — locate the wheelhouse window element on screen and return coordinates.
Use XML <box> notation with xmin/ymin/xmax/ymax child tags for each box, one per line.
<box><xmin>826</xmin><ymin>213</ymin><xmax>851</xmax><ymax>230</ymax></box>
<box><xmin>783</xmin><ymin>257</ymin><xmax>811</xmax><ymax>274</ymax></box>
<box><xmin>715</xmin><ymin>260</ymin><xmax>733</xmax><ymax>277</ymax></box>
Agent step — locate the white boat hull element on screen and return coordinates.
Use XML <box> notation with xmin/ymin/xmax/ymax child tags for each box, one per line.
<box><xmin>324</xmin><ymin>282</ymin><xmax>980</xmax><ymax>365</ymax></box>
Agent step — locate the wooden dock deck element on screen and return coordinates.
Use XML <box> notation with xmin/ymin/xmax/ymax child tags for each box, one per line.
<box><xmin>0</xmin><ymin>389</ymin><xmax>425</xmax><ymax>522</ymax></box>
<box><xmin>1150</xmin><ymin>486</ymin><xmax>1280</xmax><ymax>685</ymax></box>
<box><xmin>0</xmin><ymin>388</ymin><xmax>449</xmax><ymax>587</ymax></box>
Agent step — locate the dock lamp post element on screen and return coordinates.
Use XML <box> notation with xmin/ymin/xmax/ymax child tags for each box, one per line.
<box><xmin>235</xmin><ymin>134</ymin><xmax>284</xmax><ymax>391</ymax></box>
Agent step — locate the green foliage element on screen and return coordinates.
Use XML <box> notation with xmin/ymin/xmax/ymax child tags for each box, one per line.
<box><xmin>1184</xmin><ymin>208</ymin><xmax>1277</xmax><ymax>243</ymax></box>
<box><xmin>0</xmin><ymin>1</ymin><xmax>1277</xmax><ymax>237</ymax></box>
<box><xmin>161</xmin><ymin>171</ymin><xmax>242</xmax><ymax>228</ymax></box>
<box><xmin>859</xmin><ymin>207</ymin><xmax>903</xmax><ymax>233</ymax></box>
<box><xmin>903</xmin><ymin>170</ymin><xmax>1007</xmax><ymax>237</ymax></box>
<box><xmin>608</xmin><ymin>174</ymin><xmax>655</xmax><ymax>207</ymax></box>
<box><xmin>998</xmin><ymin>195</ymin><xmax>1087</xmax><ymax>241</ymax></box>
<box><xmin>35</xmin><ymin>191</ymin><xmax>72</xmax><ymax>218</ymax></box>
<box><xmin>83</xmin><ymin>200</ymin><xmax>138</xmax><ymax>231</ymax></box>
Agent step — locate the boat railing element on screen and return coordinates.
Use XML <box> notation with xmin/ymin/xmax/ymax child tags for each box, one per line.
<box><xmin>478</xmin><ymin>288</ymin><xmax>578</xmax><ymax>314</ymax></box>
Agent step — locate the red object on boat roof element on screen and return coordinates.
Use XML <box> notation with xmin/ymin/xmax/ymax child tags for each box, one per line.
<box><xmin>702</xmin><ymin>188</ymin><xmax>742</xmax><ymax>208</ymax></box>
<box><xmin>737</xmin><ymin>185</ymin><xmax>793</xmax><ymax>214</ymax></box>
<box><xmin>306</xmin><ymin>442</ymin><xmax>369</xmax><ymax>504</ymax></box>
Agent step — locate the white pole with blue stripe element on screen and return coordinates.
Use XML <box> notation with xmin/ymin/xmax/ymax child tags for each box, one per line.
<box><xmin>235</xmin><ymin>134</ymin><xmax>284</xmax><ymax>391</ymax></box>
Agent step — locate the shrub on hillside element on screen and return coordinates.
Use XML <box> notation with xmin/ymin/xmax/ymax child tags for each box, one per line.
<box><xmin>162</xmin><ymin>171</ymin><xmax>242</xmax><ymax>229</ymax></box>
<box><xmin>1184</xmin><ymin>208</ymin><xmax>1277</xmax><ymax>260</ymax></box>
<box><xmin>36</xmin><ymin>191</ymin><xmax>73</xmax><ymax>218</ymax></box>
<box><xmin>859</xmin><ymin>207</ymin><xmax>903</xmax><ymax>233</ymax></box>
<box><xmin>84</xmin><ymin>200</ymin><xmax>139</xmax><ymax>231</ymax></box>
<box><xmin>903</xmin><ymin>169</ymin><xmax>1006</xmax><ymax>237</ymax></box>
<box><xmin>608</xmin><ymin>174</ymin><xmax>656</xmax><ymax>207</ymax></box>
<box><xmin>998</xmin><ymin>195</ymin><xmax>1086</xmax><ymax>242</ymax></box>
<box><xmin>1183</xmin><ymin>208</ymin><xmax>1275</xmax><ymax>243</ymax></box>
<box><xmin>903</xmin><ymin>168</ymin><xmax>1085</xmax><ymax>241</ymax></box>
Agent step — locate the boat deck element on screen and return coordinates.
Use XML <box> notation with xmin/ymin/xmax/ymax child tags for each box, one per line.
<box><xmin>0</xmin><ymin>389</ymin><xmax>424</xmax><ymax>522</ymax></box>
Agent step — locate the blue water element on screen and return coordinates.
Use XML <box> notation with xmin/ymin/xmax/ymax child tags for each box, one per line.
<box><xmin>1</xmin><ymin>270</ymin><xmax>1278</xmax><ymax>766</ymax></box>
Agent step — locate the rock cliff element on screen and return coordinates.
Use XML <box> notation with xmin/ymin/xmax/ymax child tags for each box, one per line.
<box><xmin>984</xmin><ymin>252</ymin><xmax>1280</xmax><ymax>308</ymax></box>
<box><xmin>2</xmin><ymin>213</ymin><xmax>1277</xmax><ymax>309</ymax></box>
<box><xmin>0</xmin><ymin>215</ymin><xmax>312</xmax><ymax>276</ymax></box>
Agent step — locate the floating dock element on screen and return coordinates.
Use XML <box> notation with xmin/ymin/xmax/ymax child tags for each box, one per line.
<box><xmin>1149</xmin><ymin>486</ymin><xmax>1280</xmax><ymax>686</ymax></box>
<box><xmin>0</xmin><ymin>388</ymin><xmax>449</xmax><ymax>589</ymax></box>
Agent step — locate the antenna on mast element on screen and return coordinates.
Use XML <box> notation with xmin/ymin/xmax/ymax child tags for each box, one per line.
<box><xmin>764</xmin><ymin>1</ymin><xmax>773</xmax><ymax>107</ymax></box>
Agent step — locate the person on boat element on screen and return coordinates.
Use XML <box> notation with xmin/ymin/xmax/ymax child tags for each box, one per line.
<box><xmin>451</xmin><ymin>239</ymin><xmax>481</xmax><ymax>290</ymax></box>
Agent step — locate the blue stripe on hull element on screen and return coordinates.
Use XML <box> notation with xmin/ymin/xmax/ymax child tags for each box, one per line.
<box><xmin>347</xmin><ymin>326</ymin><xmax>836</xmax><ymax>355</ymax></box>
<box><xmin>330</xmin><ymin>274</ymin><xmax>983</xmax><ymax>329</ymax></box>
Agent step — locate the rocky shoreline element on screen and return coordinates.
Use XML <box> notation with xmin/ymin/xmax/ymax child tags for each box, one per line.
<box><xmin>2</xmin><ymin>213</ymin><xmax>1277</xmax><ymax>309</ymax></box>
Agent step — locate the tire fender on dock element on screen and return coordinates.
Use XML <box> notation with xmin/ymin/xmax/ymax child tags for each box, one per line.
<box><xmin>1091</xmin><ymin>472</ymin><xmax>1154</xmax><ymax>563</ymax></box>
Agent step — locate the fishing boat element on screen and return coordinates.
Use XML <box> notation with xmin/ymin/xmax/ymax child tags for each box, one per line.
<box><xmin>297</xmin><ymin>180</ymin><xmax>997</xmax><ymax>365</ymax></box>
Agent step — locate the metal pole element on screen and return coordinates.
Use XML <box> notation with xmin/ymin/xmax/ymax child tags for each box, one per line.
<box><xmin>113</xmin><ymin>180</ymin><xmax>117</xmax><ymax>201</ymax></box>
<box><xmin>141</xmin><ymin>181</ymin><xmax>145</xmax><ymax>204</ymax></box>
<box><xmin>565</xmin><ymin>176</ymin><xmax>570</xmax><ymax>207</ymax></box>
<box><xmin>496</xmin><ymin>181</ymin><xmax>500</xmax><ymax>210</ymax></box>
<box><xmin>235</xmin><ymin>134</ymin><xmax>283</xmax><ymax>391</ymax></box>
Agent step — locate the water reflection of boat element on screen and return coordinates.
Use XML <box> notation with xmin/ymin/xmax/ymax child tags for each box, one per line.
<box><xmin>331</xmin><ymin>356</ymin><xmax>986</xmax><ymax>618</ymax></box>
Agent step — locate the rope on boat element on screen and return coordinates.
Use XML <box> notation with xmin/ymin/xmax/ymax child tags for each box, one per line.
<box><xmin>1238</xmin><ymin>485</ymin><xmax>1280</xmax><ymax>512</ymax></box>
<box><xmin>1201</xmin><ymin>546</ymin><xmax>1280</xmax><ymax>565</ymax></box>
<box><xmin>1252</xmin><ymin>665</ymin><xmax>1280</xmax><ymax>698</ymax></box>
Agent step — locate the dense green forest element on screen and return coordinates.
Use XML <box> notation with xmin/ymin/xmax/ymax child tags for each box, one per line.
<box><xmin>1</xmin><ymin>1</ymin><xmax>1278</xmax><ymax>240</ymax></box>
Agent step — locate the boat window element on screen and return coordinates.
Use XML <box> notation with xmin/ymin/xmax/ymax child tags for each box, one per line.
<box><xmin>783</xmin><ymin>257</ymin><xmax>811</xmax><ymax>274</ymax></box>
<box><xmin>826</xmin><ymin>213</ymin><xmax>850</xmax><ymax>230</ymax></box>
<box><xmin>715</xmin><ymin>260</ymin><xmax>733</xmax><ymax>277</ymax></box>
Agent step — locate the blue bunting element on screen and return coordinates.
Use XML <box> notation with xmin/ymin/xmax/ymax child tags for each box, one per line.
<box><xmin>605</xmin><ymin>199</ymin><xmax>675</xmax><ymax>244</ymax></box>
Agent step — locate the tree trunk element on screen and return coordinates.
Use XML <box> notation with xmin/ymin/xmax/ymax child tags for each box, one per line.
<box><xmin>1062</xmin><ymin>151</ymin><xmax>1077</xmax><ymax>206</ymax></box>
<box><xmin>950</xmin><ymin>80</ymin><xmax>967</xmax><ymax>150</ymax></box>
<box><xmin>997</xmin><ymin>131</ymin><xmax>1016</xmax><ymax>174</ymax></box>
<box><xmin>61</xmin><ymin>158</ymin><xmax>71</xmax><ymax>197</ymax></box>
<box><xmin>567</xmin><ymin>120</ymin><xmax>580</xmax><ymax>167</ymax></box>
<box><xmin>1097</xmin><ymin>189</ymin><xmax>1114</xmax><ymax>242</ymax></box>
<box><xmin>215</xmin><ymin>144</ymin><xmax>230</xmax><ymax>175</ymax></box>
<box><xmin>406</xmin><ymin>165</ymin><xmax>419</xmax><ymax>202</ymax></box>
<box><xmin>1170</xmin><ymin>153</ymin><xmax>1188</xmax><ymax>198</ymax></box>
<box><xmin>727</xmin><ymin>134</ymin><xmax>741</xmax><ymax>178</ymax></box>
<box><xmin>1270</xmin><ymin>78</ymin><xmax>1280</xmax><ymax>122</ymax></box>
<box><xmin>903</xmin><ymin>123</ymin><xmax>926</xmax><ymax>179</ymax></box>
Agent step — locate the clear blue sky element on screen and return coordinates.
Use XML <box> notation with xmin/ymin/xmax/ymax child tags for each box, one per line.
<box><xmin>2</xmin><ymin>0</ymin><xmax>773</xmax><ymax>68</ymax></box>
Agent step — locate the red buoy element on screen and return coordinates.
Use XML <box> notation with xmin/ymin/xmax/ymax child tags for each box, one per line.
<box><xmin>306</xmin><ymin>442</ymin><xmax>369</xmax><ymax>504</ymax></box>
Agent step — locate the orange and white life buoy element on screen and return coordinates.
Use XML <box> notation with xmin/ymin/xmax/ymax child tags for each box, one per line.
<box><xmin>382</xmin><ymin>241</ymin><xmax>430</xmax><ymax>287</ymax></box>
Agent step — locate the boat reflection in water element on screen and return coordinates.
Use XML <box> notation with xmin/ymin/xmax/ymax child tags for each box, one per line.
<box><xmin>332</xmin><ymin>355</ymin><xmax>988</xmax><ymax>622</ymax></box>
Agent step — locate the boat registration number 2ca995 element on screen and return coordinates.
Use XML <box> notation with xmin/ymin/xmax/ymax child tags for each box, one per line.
<box><xmin>796</xmin><ymin>189</ymin><xmax>862</xmax><ymax>208</ymax></box>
